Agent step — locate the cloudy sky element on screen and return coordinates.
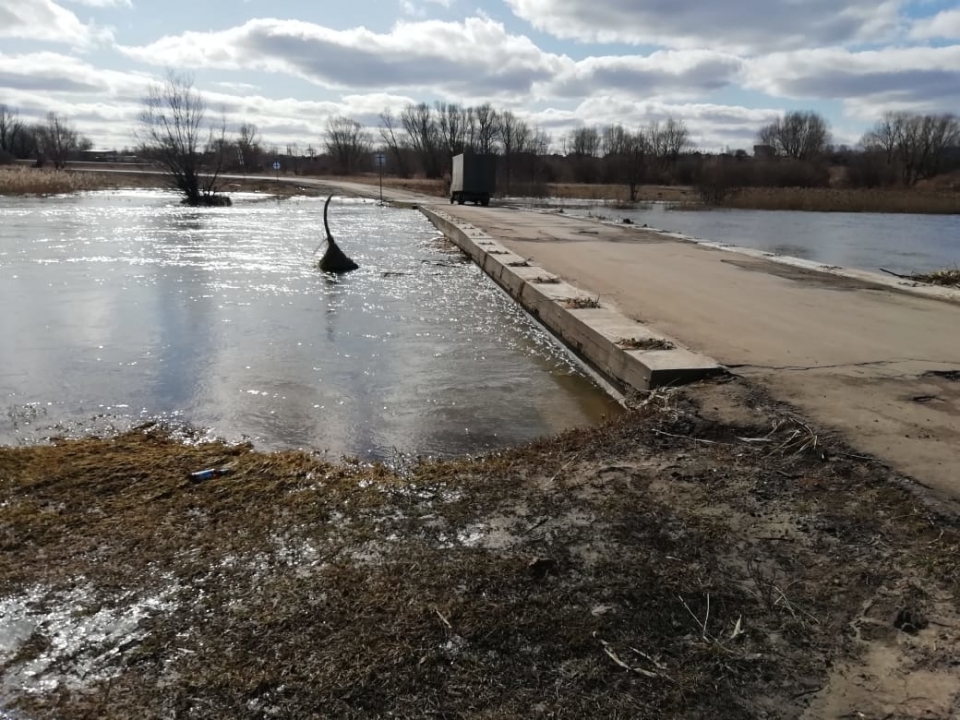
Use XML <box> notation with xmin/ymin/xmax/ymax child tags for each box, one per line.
<box><xmin>1</xmin><ymin>0</ymin><xmax>958</xmax><ymax>152</ymax></box>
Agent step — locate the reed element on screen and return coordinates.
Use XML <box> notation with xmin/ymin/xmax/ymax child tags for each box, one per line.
<box><xmin>717</xmin><ymin>186</ymin><xmax>960</xmax><ymax>214</ymax></box>
<box><xmin>0</xmin><ymin>166</ymin><xmax>113</xmax><ymax>195</ymax></box>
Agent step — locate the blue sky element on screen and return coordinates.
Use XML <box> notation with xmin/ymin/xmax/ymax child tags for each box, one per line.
<box><xmin>1</xmin><ymin>0</ymin><xmax>959</xmax><ymax>151</ymax></box>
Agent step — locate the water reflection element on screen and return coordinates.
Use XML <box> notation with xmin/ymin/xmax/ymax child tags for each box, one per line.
<box><xmin>0</xmin><ymin>191</ymin><xmax>620</xmax><ymax>458</ymax></box>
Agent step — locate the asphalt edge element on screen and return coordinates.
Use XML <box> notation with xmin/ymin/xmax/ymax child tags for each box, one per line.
<box><xmin>420</xmin><ymin>207</ymin><xmax>723</xmax><ymax>392</ymax></box>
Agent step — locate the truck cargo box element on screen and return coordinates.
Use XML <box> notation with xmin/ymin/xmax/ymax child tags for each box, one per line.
<box><xmin>450</xmin><ymin>153</ymin><xmax>497</xmax><ymax>206</ymax></box>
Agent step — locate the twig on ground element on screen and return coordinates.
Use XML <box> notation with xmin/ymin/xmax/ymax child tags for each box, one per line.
<box><xmin>679</xmin><ymin>594</ymin><xmax>710</xmax><ymax>639</ymax></box>
<box><xmin>434</xmin><ymin>608</ymin><xmax>453</xmax><ymax>632</ymax></box>
<box><xmin>599</xmin><ymin>639</ymin><xmax>674</xmax><ymax>682</ymax></box>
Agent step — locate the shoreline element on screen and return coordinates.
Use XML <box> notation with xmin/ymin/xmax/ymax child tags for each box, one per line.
<box><xmin>3</xmin><ymin>175</ymin><xmax>960</xmax><ymax>716</ymax></box>
<box><xmin>3</xmin><ymin>377</ymin><xmax>959</xmax><ymax>718</ymax></box>
<box><xmin>3</xmin><ymin>165</ymin><xmax>959</xmax><ymax>215</ymax></box>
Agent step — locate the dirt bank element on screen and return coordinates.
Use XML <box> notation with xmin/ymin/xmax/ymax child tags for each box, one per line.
<box><xmin>2</xmin><ymin>378</ymin><xmax>958</xmax><ymax>719</ymax></box>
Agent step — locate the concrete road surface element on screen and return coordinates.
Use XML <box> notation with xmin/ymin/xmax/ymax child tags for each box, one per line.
<box><xmin>433</xmin><ymin>203</ymin><xmax>960</xmax><ymax>502</ymax></box>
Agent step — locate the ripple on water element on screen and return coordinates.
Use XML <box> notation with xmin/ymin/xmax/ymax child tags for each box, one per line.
<box><xmin>0</xmin><ymin>191</ymin><xmax>620</xmax><ymax>457</ymax></box>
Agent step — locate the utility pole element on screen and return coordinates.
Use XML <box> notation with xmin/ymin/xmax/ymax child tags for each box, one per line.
<box><xmin>375</xmin><ymin>152</ymin><xmax>386</xmax><ymax>204</ymax></box>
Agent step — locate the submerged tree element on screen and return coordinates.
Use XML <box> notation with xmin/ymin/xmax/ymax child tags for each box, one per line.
<box><xmin>137</xmin><ymin>72</ymin><xmax>231</xmax><ymax>206</ymax></box>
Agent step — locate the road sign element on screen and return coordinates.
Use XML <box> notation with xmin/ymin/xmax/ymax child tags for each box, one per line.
<box><xmin>374</xmin><ymin>153</ymin><xmax>386</xmax><ymax>168</ymax></box>
<box><xmin>272</xmin><ymin>161</ymin><xmax>281</xmax><ymax>171</ymax></box>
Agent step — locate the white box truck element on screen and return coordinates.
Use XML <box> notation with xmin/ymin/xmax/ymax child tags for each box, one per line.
<box><xmin>450</xmin><ymin>153</ymin><xmax>497</xmax><ymax>206</ymax></box>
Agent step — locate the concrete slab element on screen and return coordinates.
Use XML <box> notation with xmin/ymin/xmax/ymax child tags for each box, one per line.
<box><xmin>420</xmin><ymin>207</ymin><xmax>723</xmax><ymax>392</ymax></box>
<box><xmin>431</xmin><ymin>202</ymin><xmax>960</xmax><ymax>502</ymax></box>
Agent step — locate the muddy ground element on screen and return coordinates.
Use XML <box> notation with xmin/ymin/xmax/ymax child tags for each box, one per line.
<box><xmin>1</xmin><ymin>379</ymin><xmax>959</xmax><ymax>719</ymax></box>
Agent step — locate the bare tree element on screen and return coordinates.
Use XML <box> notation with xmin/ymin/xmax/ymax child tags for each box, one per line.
<box><xmin>567</xmin><ymin>125</ymin><xmax>601</xmax><ymax>182</ymax></box>
<box><xmin>648</xmin><ymin>118</ymin><xmax>690</xmax><ymax>168</ymax></box>
<box><xmin>42</xmin><ymin>113</ymin><xmax>90</xmax><ymax>169</ymax></box>
<box><xmin>757</xmin><ymin>111</ymin><xmax>829</xmax><ymax>160</ymax></box>
<box><xmin>499</xmin><ymin>111</ymin><xmax>530</xmax><ymax>192</ymax></box>
<box><xmin>601</xmin><ymin>125</ymin><xmax>648</xmax><ymax>199</ymax></box>
<box><xmin>236</xmin><ymin>123</ymin><xmax>261</xmax><ymax>171</ymax></box>
<box><xmin>861</xmin><ymin>111</ymin><xmax>960</xmax><ymax>186</ymax></box>
<box><xmin>626</xmin><ymin>130</ymin><xmax>651</xmax><ymax>200</ymax></box>
<box><xmin>897</xmin><ymin>113</ymin><xmax>958</xmax><ymax>186</ymax></box>
<box><xmin>861</xmin><ymin>112</ymin><xmax>899</xmax><ymax>165</ymax></box>
<box><xmin>285</xmin><ymin>142</ymin><xmax>303</xmax><ymax>175</ymax></box>
<box><xmin>401</xmin><ymin>103</ymin><xmax>443</xmax><ymax>178</ymax></box>
<box><xmin>473</xmin><ymin>103</ymin><xmax>500</xmax><ymax>155</ymax></box>
<box><xmin>531</xmin><ymin>128</ymin><xmax>551</xmax><ymax>157</ymax></box>
<box><xmin>601</xmin><ymin>124</ymin><xmax>633</xmax><ymax>156</ymax></box>
<box><xmin>569</xmin><ymin>125</ymin><xmax>601</xmax><ymax>158</ymax></box>
<box><xmin>0</xmin><ymin>105</ymin><xmax>24</xmax><ymax>159</ymax></box>
<box><xmin>379</xmin><ymin>110</ymin><xmax>410</xmax><ymax>178</ymax></box>
<box><xmin>11</xmin><ymin>124</ymin><xmax>38</xmax><ymax>160</ymax></box>
<box><xmin>137</xmin><ymin>72</ymin><xmax>231</xmax><ymax>206</ymax></box>
<box><xmin>436</xmin><ymin>102</ymin><xmax>468</xmax><ymax>158</ymax></box>
<box><xmin>324</xmin><ymin>116</ymin><xmax>371</xmax><ymax>174</ymax></box>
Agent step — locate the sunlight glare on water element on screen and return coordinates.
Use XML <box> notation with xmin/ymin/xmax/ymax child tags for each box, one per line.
<box><xmin>0</xmin><ymin>190</ymin><xmax>619</xmax><ymax>458</ymax></box>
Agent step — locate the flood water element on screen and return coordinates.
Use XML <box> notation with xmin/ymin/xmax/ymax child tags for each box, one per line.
<box><xmin>0</xmin><ymin>191</ymin><xmax>620</xmax><ymax>459</ymax></box>
<box><xmin>529</xmin><ymin>200</ymin><xmax>960</xmax><ymax>274</ymax></box>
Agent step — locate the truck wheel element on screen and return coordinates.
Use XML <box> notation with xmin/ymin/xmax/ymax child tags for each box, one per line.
<box><xmin>480</xmin><ymin>197</ymin><xmax>490</xmax><ymax>207</ymax></box>
<box><xmin>457</xmin><ymin>197</ymin><xmax>466</xmax><ymax>205</ymax></box>
<box><xmin>450</xmin><ymin>194</ymin><xmax>455</xmax><ymax>204</ymax></box>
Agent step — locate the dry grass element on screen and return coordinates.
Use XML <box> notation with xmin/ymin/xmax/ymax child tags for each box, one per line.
<box><xmin>3</xmin><ymin>381</ymin><xmax>960</xmax><ymax>718</ymax></box>
<box><xmin>912</xmin><ymin>268</ymin><xmax>960</xmax><ymax>287</ymax></box>
<box><xmin>0</xmin><ymin>166</ymin><xmax>122</xmax><ymax>195</ymax></box>
<box><xmin>717</xmin><ymin>186</ymin><xmax>960</xmax><ymax>214</ymax></box>
<box><xmin>2</xmin><ymin>380</ymin><xmax>960</xmax><ymax>718</ymax></box>
<box><xmin>325</xmin><ymin>174</ymin><xmax>448</xmax><ymax>197</ymax></box>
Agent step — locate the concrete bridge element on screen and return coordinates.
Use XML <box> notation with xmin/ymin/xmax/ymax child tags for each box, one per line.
<box><xmin>420</xmin><ymin>201</ymin><xmax>960</xmax><ymax>503</ymax></box>
<box><xmin>102</xmin><ymin>169</ymin><xmax>957</xmax><ymax>502</ymax></box>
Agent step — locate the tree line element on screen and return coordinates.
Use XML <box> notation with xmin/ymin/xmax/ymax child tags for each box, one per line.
<box><xmin>0</xmin><ymin>105</ymin><xmax>94</xmax><ymax>169</ymax></box>
<box><xmin>4</xmin><ymin>77</ymin><xmax>958</xmax><ymax>206</ymax></box>
<box><xmin>330</xmin><ymin>104</ymin><xmax>958</xmax><ymax>198</ymax></box>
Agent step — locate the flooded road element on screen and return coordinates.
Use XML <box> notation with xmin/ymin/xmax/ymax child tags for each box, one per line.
<box><xmin>527</xmin><ymin>200</ymin><xmax>960</xmax><ymax>274</ymax></box>
<box><xmin>0</xmin><ymin>191</ymin><xmax>619</xmax><ymax>458</ymax></box>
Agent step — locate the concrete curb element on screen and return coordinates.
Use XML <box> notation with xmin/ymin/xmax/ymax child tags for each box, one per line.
<box><xmin>421</xmin><ymin>207</ymin><xmax>723</xmax><ymax>392</ymax></box>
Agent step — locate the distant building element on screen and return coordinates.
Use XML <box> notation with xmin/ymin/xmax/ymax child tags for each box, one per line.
<box><xmin>753</xmin><ymin>144</ymin><xmax>777</xmax><ymax>159</ymax></box>
<box><xmin>79</xmin><ymin>150</ymin><xmax>139</xmax><ymax>163</ymax></box>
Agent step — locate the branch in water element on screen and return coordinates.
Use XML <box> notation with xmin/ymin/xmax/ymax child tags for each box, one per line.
<box><xmin>318</xmin><ymin>194</ymin><xmax>359</xmax><ymax>274</ymax></box>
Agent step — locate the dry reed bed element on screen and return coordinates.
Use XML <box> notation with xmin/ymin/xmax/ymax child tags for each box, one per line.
<box><xmin>719</xmin><ymin>186</ymin><xmax>960</xmax><ymax>214</ymax></box>
<box><xmin>2</xmin><ymin>379</ymin><xmax>958</xmax><ymax>718</ymax></box>
<box><xmin>0</xmin><ymin>166</ymin><xmax>116</xmax><ymax>195</ymax></box>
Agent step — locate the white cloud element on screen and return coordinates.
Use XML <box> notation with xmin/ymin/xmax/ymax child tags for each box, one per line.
<box><xmin>542</xmin><ymin>51</ymin><xmax>744</xmax><ymax>99</ymax></box>
<box><xmin>552</xmin><ymin>95</ymin><xmax>783</xmax><ymax>150</ymax></box>
<box><xmin>0</xmin><ymin>0</ymin><xmax>112</xmax><ymax>46</ymax></box>
<box><xmin>505</xmin><ymin>0</ymin><xmax>902</xmax><ymax>52</ymax></box>
<box><xmin>3</xmin><ymin>2</ymin><xmax>956</xmax><ymax>154</ymax></box>
<box><xmin>0</xmin><ymin>50</ymin><xmax>417</xmax><ymax>149</ymax></box>
<box><xmin>744</xmin><ymin>45</ymin><xmax>960</xmax><ymax>117</ymax></box>
<box><xmin>909</xmin><ymin>9</ymin><xmax>960</xmax><ymax>40</ymax></box>
<box><xmin>118</xmin><ymin>17</ymin><xmax>561</xmax><ymax>98</ymax></box>
<box><xmin>63</xmin><ymin>0</ymin><xmax>132</xmax><ymax>6</ymax></box>
<box><xmin>117</xmin><ymin>16</ymin><xmax>742</xmax><ymax>102</ymax></box>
